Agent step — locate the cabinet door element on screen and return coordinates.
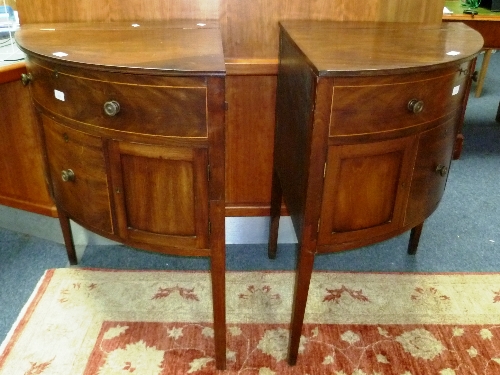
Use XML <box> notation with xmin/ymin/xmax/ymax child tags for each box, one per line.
<box><xmin>42</xmin><ymin>115</ymin><xmax>113</xmax><ymax>233</ymax></box>
<box><xmin>109</xmin><ymin>141</ymin><xmax>209</xmax><ymax>250</ymax></box>
<box><xmin>404</xmin><ymin>117</ymin><xmax>457</xmax><ymax>226</ymax></box>
<box><xmin>318</xmin><ymin>136</ymin><xmax>418</xmax><ymax>246</ymax></box>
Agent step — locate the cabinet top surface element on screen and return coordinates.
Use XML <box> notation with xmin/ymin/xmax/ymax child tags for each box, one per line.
<box><xmin>15</xmin><ymin>21</ymin><xmax>226</xmax><ymax>75</ymax></box>
<box><xmin>279</xmin><ymin>21</ymin><xmax>484</xmax><ymax>76</ymax></box>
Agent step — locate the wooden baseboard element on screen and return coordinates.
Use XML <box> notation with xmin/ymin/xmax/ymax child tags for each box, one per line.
<box><xmin>0</xmin><ymin>196</ymin><xmax>58</xmax><ymax>218</ymax></box>
<box><xmin>225</xmin><ymin>204</ymin><xmax>289</xmax><ymax>217</ymax></box>
<box><xmin>225</xmin><ymin>58</ymin><xmax>278</xmax><ymax>76</ymax></box>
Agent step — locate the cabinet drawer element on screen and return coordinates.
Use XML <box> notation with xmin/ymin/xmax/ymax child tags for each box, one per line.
<box><xmin>42</xmin><ymin>115</ymin><xmax>113</xmax><ymax>233</ymax></box>
<box><xmin>28</xmin><ymin>59</ymin><xmax>208</xmax><ymax>138</ymax></box>
<box><xmin>329</xmin><ymin>65</ymin><xmax>470</xmax><ymax>137</ymax></box>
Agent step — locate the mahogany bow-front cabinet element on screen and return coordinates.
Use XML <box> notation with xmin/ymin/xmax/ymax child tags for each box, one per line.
<box><xmin>268</xmin><ymin>21</ymin><xmax>484</xmax><ymax>365</ymax></box>
<box><xmin>15</xmin><ymin>21</ymin><xmax>227</xmax><ymax>369</ymax></box>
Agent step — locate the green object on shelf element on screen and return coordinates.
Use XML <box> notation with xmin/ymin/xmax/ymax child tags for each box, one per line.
<box><xmin>461</xmin><ymin>0</ymin><xmax>481</xmax><ymax>8</ymax></box>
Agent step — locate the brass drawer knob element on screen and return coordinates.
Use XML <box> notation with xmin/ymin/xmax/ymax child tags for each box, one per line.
<box><xmin>103</xmin><ymin>100</ymin><xmax>120</xmax><ymax>116</ymax></box>
<box><xmin>61</xmin><ymin>169</ymin><xmax>75</xmax><ymax>182</ymax></box>
<box><xmin>21</xmin><ymin>73</ymin><xmax>33</xmax><ymax>86</ymax></box>
<box><xmin>408</xmin><ymin>99</ymin><xmax>424</xmax><ymax>114</ymax></box>
<box><xmin>435</xmin><ymin>164</ymin><xmax>448</xmax><ymax>177</ymax></box>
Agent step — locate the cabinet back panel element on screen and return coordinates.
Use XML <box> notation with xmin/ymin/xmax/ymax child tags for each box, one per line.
<box><xmin>274</xmin><ymin>33</ymin><xmax>316</xmax><ymax>231</ymax></box>
<box><xmin>225</xmin><ymin>76</ymin><xmax>276</xmax><ymax>207</ymax></box>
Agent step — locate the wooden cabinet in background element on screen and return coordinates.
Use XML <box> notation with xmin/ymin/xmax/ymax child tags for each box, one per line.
<box><xmin>15</xmin><ymin>21</ymin><xmax>227</xmax><ymax>370</ymax></box>
<box><xmin>225</xmin><ymin>75</ymin><xmax>277</xmax><ymax>216</ymax></box>
<box><xmin>268</xmin><ymin>21</ymin><xmax>484</xmax><ymax>365</ymax></box>
<box><xmin>0</xmin><ymin>63</ymin><xmax>56</xmax><ymax>217</ymax></box>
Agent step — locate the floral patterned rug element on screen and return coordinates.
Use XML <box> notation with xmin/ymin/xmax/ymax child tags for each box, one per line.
<box><xmin>1</xmin><ymin>269</ymin><xmax>500</xmax><ymax>374</ymax></box>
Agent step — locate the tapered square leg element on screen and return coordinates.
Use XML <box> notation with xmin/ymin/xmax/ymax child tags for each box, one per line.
<box><xmin>211</xmin><ymin>254</ymin><xmax>226</xmax><ymax>370</ymax></box>
<box><xmin>408</xmin><ymin>222</ymin><xmax>424</xmax><ymax>255</ymax></box>
<box><xmin>288</xmin><ymin>243</ymin><xmax>315</xmax><ymax>365</ymax></box>
<box><xmin>57</xmin><ymin>209</ymin><xmax>78</xmax><ymax>265</ymax></box>
<box><xmin>268</xmin><ymin>168</ymin><xmax>283</xmax><ymax>259</ymax></box>
<box><xmin>209</xmin><ymin>200</ymin><xmax>226</xmax><ymax>370</ymax></box>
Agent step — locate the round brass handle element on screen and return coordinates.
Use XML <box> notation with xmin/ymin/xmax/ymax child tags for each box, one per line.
<box><xmin>408</xmin><ymin>99</ymin><xmax>424</xmax><ymax>114</ymax></box>
<box><xmin>436</xmin><ymin>164</ymin><xmax>448</xmax><ymax>177</ymax></box>
<box><xmin>103</xmin><ymin>100</ymin><xmax>120</xmax><ymax>116</ymax></box>
<box><xmin>21</xmin><ymin>73</ymin><xmax>33</xmax><ymax>86</ymax></box>
<box><xmin>61</xmin><ymin>169</ymin><xmax>75</xmax><ymax>182</ymax></box>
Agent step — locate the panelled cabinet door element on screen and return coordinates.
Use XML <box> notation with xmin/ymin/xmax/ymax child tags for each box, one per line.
<box><xmin>108</xmin><ymin>141</ymin><xmax>209</xmax><ymax>250</ymax></box>
<box><xmin>404</xmin><ymin>117</ymin><xmax>458</xmax><ymax>227</ymax></box>
<box><xmin>318</xmin><ymin>136</ymin><xmax>418</xmax><ymax>246</ymax></box>
<box><xmin>42</xmin><ymin>115</ymin><xmax>113</xmax><ymax>233</ymax></box>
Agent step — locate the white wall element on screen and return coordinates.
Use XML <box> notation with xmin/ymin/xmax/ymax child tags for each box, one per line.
<box><xmin>0</xmin><ymin>205</ymin><xmax>297</xmax><ymax>248</ymax></box>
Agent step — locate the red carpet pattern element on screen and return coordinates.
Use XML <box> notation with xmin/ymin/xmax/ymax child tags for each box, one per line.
<box><xmin>2</xmin><ymin>269</ymin><xmax>500</xmax><ymax>374</ymax></box>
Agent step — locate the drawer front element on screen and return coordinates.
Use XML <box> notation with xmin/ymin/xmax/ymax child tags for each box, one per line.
<box><xmin>42</xmin><ymin>115</ymin><xmax>113</xmax><ymax>233</ymax></box>
<box><xmin>28</xmin><ymin>59</ymin><xmax>208</xmax><ymax>138</ymax></box>
<box><xmin>329</xmin><ymin>64</ymin><xmax>470</xmax><ymax>137</ymax></box>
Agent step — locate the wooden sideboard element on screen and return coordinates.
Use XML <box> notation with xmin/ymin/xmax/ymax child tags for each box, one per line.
<box><xmin>15</xmin><ymin>21</ymin><xmax>227</xmax><ymax>370</ymax></box>
<box><xmin>4</xmin><ymin>0</ymin><xmax>445</xmax><ymax>217</ymax></box>
<box><xmin>268</xmin><ymin>21</ymin><xmax>484</xmax><ymax>365</ymax></box>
